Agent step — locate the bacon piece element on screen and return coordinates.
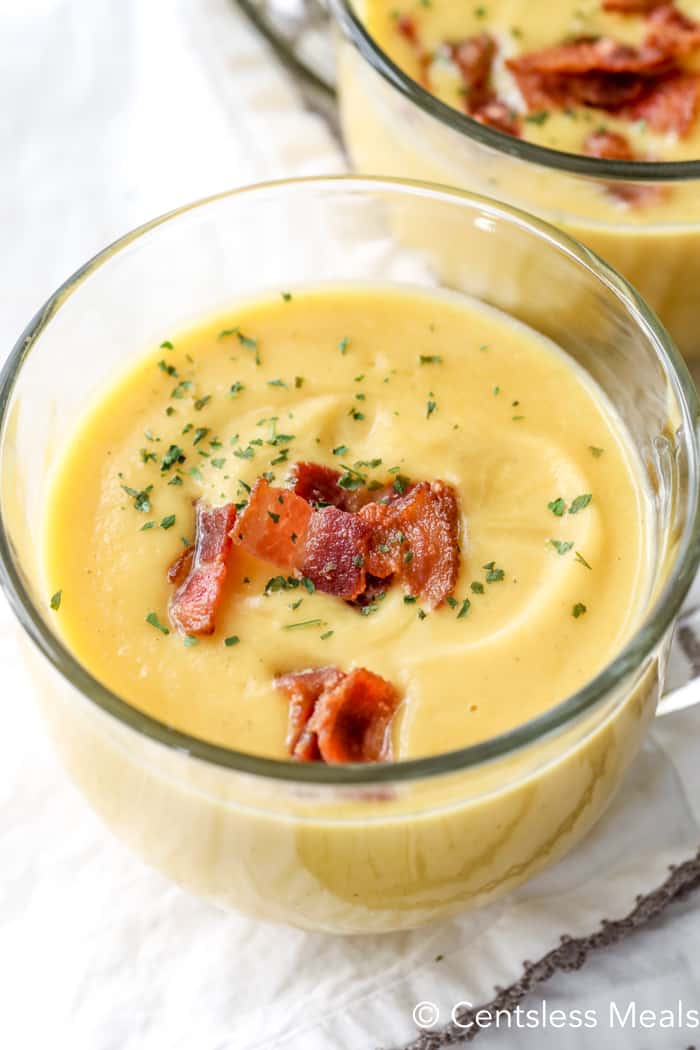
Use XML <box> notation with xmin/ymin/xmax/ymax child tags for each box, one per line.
<box><xmin>289</xmin><ymin>460</ymin><xmax>367</xmax><ymax>512</ymax></box>
<box><xmin>350</xmin><ymin>573</ymin><xmax>394</xmax><ymax>609</ymax></box>
<box><xmin>396</xmin><ymin>13</ymin><xmax>432</xmax><ymax>89</ymax></box>
<box><xmin>274</xmin><ymin>666</ymin><xmax>343</xmax><ymax>760</ymax></box>
<box><xmin>359</xmin><ymin>500</ymin><xmax>406</xmax><ymax>579</ymax></box>
<box><xmin>167</xmin><ymin>545</ymin><xmax>194</xmax><ymax>586</ymax></box>
<box><xmin>507</xmin><ymin>37</ymin><xmax>672</xmax><ymax>76</ymax></box>
<box><xmin>645</xmin><ymin>4</ymin><xmax>700</xmax><ymax>57</ymax></box>
<box><xmin>233</xmin><ymin>478</ymin><xmax>311</xmax><ymax>570</ymax></box>
<box><xmin>583</xmin><ymin>128</ymin><xmax>635</xmax><ymax>159</ymax></box>
<box><xmin>620</xmin><ymin>69</ymin><xmax>700</xmax><ymax>133</ymax></box>
<box><xmin>603</xmin><ymin>0</ymin><xmax>666</xmax><ymax>10</ymax></box>
<box><xmin>583</xmin><ymin>130</ymin><xmax>665</xmax><ymax>205</ymax></box>
<box><xmin>471</xmin><ymin>98</ymin><xmax>522</xmax><ymax>136</ymax></box>
<box><xmin>169</xmin><ymin>502</ymin><xmax>236</xmax><ymax>636</ymax></box>
<box><xmin>274</xmin><ymin>666</ymin><xmax>400</xmax><ymax>763</ymax></box>
<box><xmin>450</xmin><ymin>33</ymin><xmax>496</xmax><ymax>110</ymax></box>
<box><xmin>359</xmin><ymin>480</ymin><xmax>460</xmax><ymax>607</ymax></box>
<box><xmin>310</xmin><ymin>669</ymin><xmax>400</xmax><ymax>764</ymax></box>
<box><xmin>507</xmin><ymin>36</ymin><xmax>677</xmax><ymax>112</ymax></box>
<box><xmin>301</xmin><ymin>506</ymin><xmax>372</xmax><ymax>600</ymax></box>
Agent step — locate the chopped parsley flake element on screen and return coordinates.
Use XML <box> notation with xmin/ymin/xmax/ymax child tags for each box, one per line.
<box><xmin>419</xmin><ymin>355</ymin><xmax>443</xmax><ymax>365</ymax></box>
<box><xmin>471</xmin><ymin>581</ymin><xmax>485</xmax><ymax>594</ymax></box>
<box><xmin>161</xmin><ymin>445</ymin><xmax>185</xmax><ymax>472</ymax></box>
<box><xmin>426</xmin><ymin>397</ymin><xmax>437</xmax><ymax>418</ymax></box>
<box><xmin>457</xmin><ymin>598</ymin><xmax>471</xmax><ymax>619</ymax></box>
<box><xmin>483</xmin><ymin>561</ymin><xmax>505</xmax><ymax>582</ymax></box>
<box><xmin>320</xmin><ymin>630</ymin><xmax>334</xmax><ymax>640</ymax></box>
<box><xmin>281</xmin><ymin>291</ymin><xmax>292</xmax><ymax>302</ymax></box>
<box><xmin>589</xmin><ymin>446</ymin><xmax>604</xmax><ymax>458</ymax></box>
<box><xmin>193</xmin><ymin>427</ymin><xmax>209</xmax><ymax>446</ymax></box>
<box><xmin>393</xmin><ymin>474</ymin><xmax>410</xmax><ymax>495</ymax></box>
<box><xmin>194</xmin><ymin>395</ymin><xmax>211</xmax><ymax>411</ymax></box>
<box><xmin>549</xmin><ymin>539</ymin><xmax>574</xmax><ymax>555</ymax></box>
<box><xmin>350</xmin><ymin>408</ymin><xmax>365</xmax><ymax>421</ymax></box>
<box><xmin>548</xmin><ymin>498</ymin><xmax>566</xmax><ymax>517</ymax></box>
<box><xmin>333</xmin><ymin>445</ymin><xmax>349</xmax><ymax>456</ymax></box>
<box><xmin>230</xmin><ymin>381</ymin><xmax>244</xmax><ymax>398</ymax></box>
<box><xmin>224</xmin><ymin>635</ymin><xmax>240</xmax><ymax>647</ymax></box>
<box><xmin>569</xmin><ymin>493</ymin><xmax>592</xmax><ymax>514</ymax></box>
<box><xmin>160</xmin><ymin>514</ymin><xmax>176</xmax><ymax>530</ymax></box>
<box><xmin>171</xmin><ymin>380</ymin><xmax>193</xmax><ymax>399</ymax></box>
<box><xmin>146</xmin><ymin>611</ymin><xmax>169</xmax><ymax>635</ymax></box>
<box><xmin>267</xmin><ymin>378</ymin><xmax>287</xmax><ymax>388</ymax></box>
<box><xmin>183</xmin><ymin>636</ymin><xmax>198</xmax><ymax>648</ymax></box>
<box><xmin>403</xmin><ymin>595</ymin><xmax>417</xmax><ymax>604</ymax></box>
<box><xmin>575</xmin><ymin>551</ymin><xmax>592</xmax><ymax>570</ymax></box>
<box><xmin>158</xmin><ymin>360</ymin><xmax>178</xmax><ymax>377</ymax></box>
<box><xmin>140</xmin><ymin>521</ymin><xmax>155</xmax><ymax>531</ymax></box>
<box><xmin>160</xmin><ymin>340</ymin><xmax>174</xmax><ymax>349</ymax></box>
<box><xmin>338</xmin><ymin>337</ymin><xmax>350</xmax><ymax>354</ymax></box>
<box><xmin>121</xmin><ymin>483</ymin><xmax>153</xmax><ymax>512</ymax></box>
<box><xmin>50</xmin><ymin>590</ymin><xmax>62</xmax><ymax>611</ymax></box>
<box><xmin>572</xmin><ymin>602</ymin><xmax>587</xmax><ymax>618</ymax></box>
<box><xmin>283</xmin><ymin>619</ymin><xmax>324</xmax><ymax>631</ymax></box>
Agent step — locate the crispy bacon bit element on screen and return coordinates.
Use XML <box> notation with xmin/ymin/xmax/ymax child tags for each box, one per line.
<box><xmin>301</xmin><ymin>506</ymin><xmax>372</xmax><ymax>600</ymax></box>
<box><xmin>274</xmin><ymin>666</ymin><xmax>343</xmax><ymax>760</ymax></box>
<box><xmin>620</xmin><ymin>69</ymin><xmax>700</xmax><ymax>133</ymax></box>
<box><xmin>289</xmin><ymin>460</ymin><xmax>364</xmax><ymax>512</ymax></box>
<box><xmin>234</xmin><ymin>478</ymin><xmax>311</xmax><ymax>570</ymax></box>
<box><xmin>274</xmin><ymin>666</ymin><xmax>400</xmax><ymax>763</ymax></box>
<box><xmin>396</xmin><ymin>13</ymin><xmax>432</xmax><ymax>89</ymax></box>
<box><xmin>603</xmin><ymin>0</ymin><xmax>666</xmax><ymax>11</ymax></box>
<box><xmin>360</xmin><ymin>480</ymin><xmax>460</xmax><ymax>607</ymax></box>
<box><xmin>583</xmin><ymin>130</ymin><xmax>665</xmax><ymax>205</ymax></box>
<box><xmin>583</xmin><ymin>128</ymin><xmax>635</xmax><ymax>159</ymax></box>
<box><xmin>507</xmin><ymin>37</ymin><xmax>672</xmax><ymax>76</ymax></box>
<box><xmin>507</xmin><ymin>36</ymin><xmax>677</xmax><ymax>112</ymax></box>
<box><xmin>451</xmin><ymin>33</ymin><xmax>496</xmax><ymax>110</ymax></box>
<box><xmin>169</xmin><ymin>502</ymin><xmax>236</xmax><ymax>636</ymax></box>
<box><xmin>167</xmin><ymin>545</ymin><xmax>194</xmax><ymax>586</ymax></box>
<box><xmin>351</xmin><ymin>573</ymin><xmax>393</xmax><ymax>609</ymax></box>
<box><xmin>396</xmin><ymin>13</ymin><xmax>418</xmax><ymax>47</ymax></box>
<box><xmin>472</xmin><ymin>98</ymin><xmax>523</xmax><ymax>136</ymax></box>
<box><xmin>646</xmin><ymin>4</ymin><xmax>700</xmax><ymax>57</ymax></box>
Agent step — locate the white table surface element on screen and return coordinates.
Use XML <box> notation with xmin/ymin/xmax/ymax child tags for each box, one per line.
<box><xmin>2</xmin><ymin>2</ymin><xmax>700</xmax><ymax>1048</ymax></box>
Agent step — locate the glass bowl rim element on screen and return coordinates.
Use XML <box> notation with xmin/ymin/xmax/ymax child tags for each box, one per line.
<box><xmin>329</xmin><ymin>0</ymin><xmax>700</xmax><ymax>184</ymax></box>
<box><xmin>0</xmin><ymin>174</ymin><xmax>699</xmax><ymax>787</ymax></box>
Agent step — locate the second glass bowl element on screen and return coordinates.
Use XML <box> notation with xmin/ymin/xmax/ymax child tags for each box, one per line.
<box><xmin>330</xmin><ymin>0</ymin><xmax>700</xmax><ymax>362</ymax></box>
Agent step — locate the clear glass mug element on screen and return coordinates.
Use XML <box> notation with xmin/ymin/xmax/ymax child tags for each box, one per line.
<box><xmin>329</xmin><ymin>0</ymin><xmax>700</xmax><ymax>363</ymax></box>
<box><xmin>1</xmin><ymin>177</ymin><xmax>699</xmax><ymax>934</ymax></box>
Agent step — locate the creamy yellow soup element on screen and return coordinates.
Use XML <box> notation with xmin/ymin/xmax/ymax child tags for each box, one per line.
<box><xmin>364</xmin><ymin>0</ymin><xmax>700</xmax><ymax>161</ymax></box>
<box><xmin>45</xmin><ymin>285</ymin><xmax>650</xmax><ymax>763</ymax></box>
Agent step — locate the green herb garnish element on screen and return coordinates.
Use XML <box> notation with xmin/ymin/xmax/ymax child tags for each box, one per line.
<box><xmin>569</xmin><ymin>493</ymin><xmax>592</xmax><ymax>514</ymax></box>
<box><xmin>146</xmin><ymin>611</ymin><xmax>169</xmax><ymax>635</ymax></box>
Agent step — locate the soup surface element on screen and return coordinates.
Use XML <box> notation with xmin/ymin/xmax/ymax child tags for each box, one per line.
<box><xmin>364</xmin><ymin>0</ymin><xmax>700</xmax><ymax>161</ymax></box>
<box><xmin>44</xmin><ymin>285</ymin><xmax>650</xmax><ymax>760</ymax></box>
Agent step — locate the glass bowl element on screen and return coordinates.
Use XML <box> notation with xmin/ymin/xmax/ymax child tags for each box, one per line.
<box><xmin>1</xmin><ymin>177</ymin><xmax>699</xmax><ymax>933</ymax></box>
<box><xmin>329</xmin><ymin>0</ymin><xmax>700</xmax><ymax>363</ymax></box>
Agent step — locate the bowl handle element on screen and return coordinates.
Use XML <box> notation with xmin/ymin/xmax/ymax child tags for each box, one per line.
<box><xmin>658</xmin><ymin>605</ymin><xmax>700</xmax><ymax>716</ymax></box>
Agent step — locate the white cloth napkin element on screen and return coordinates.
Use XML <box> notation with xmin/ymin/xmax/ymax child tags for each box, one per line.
<box><xmin>2</xmin><ymin>2</ymin><xmax>700</xmax><ymax>1049</ymax></box>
